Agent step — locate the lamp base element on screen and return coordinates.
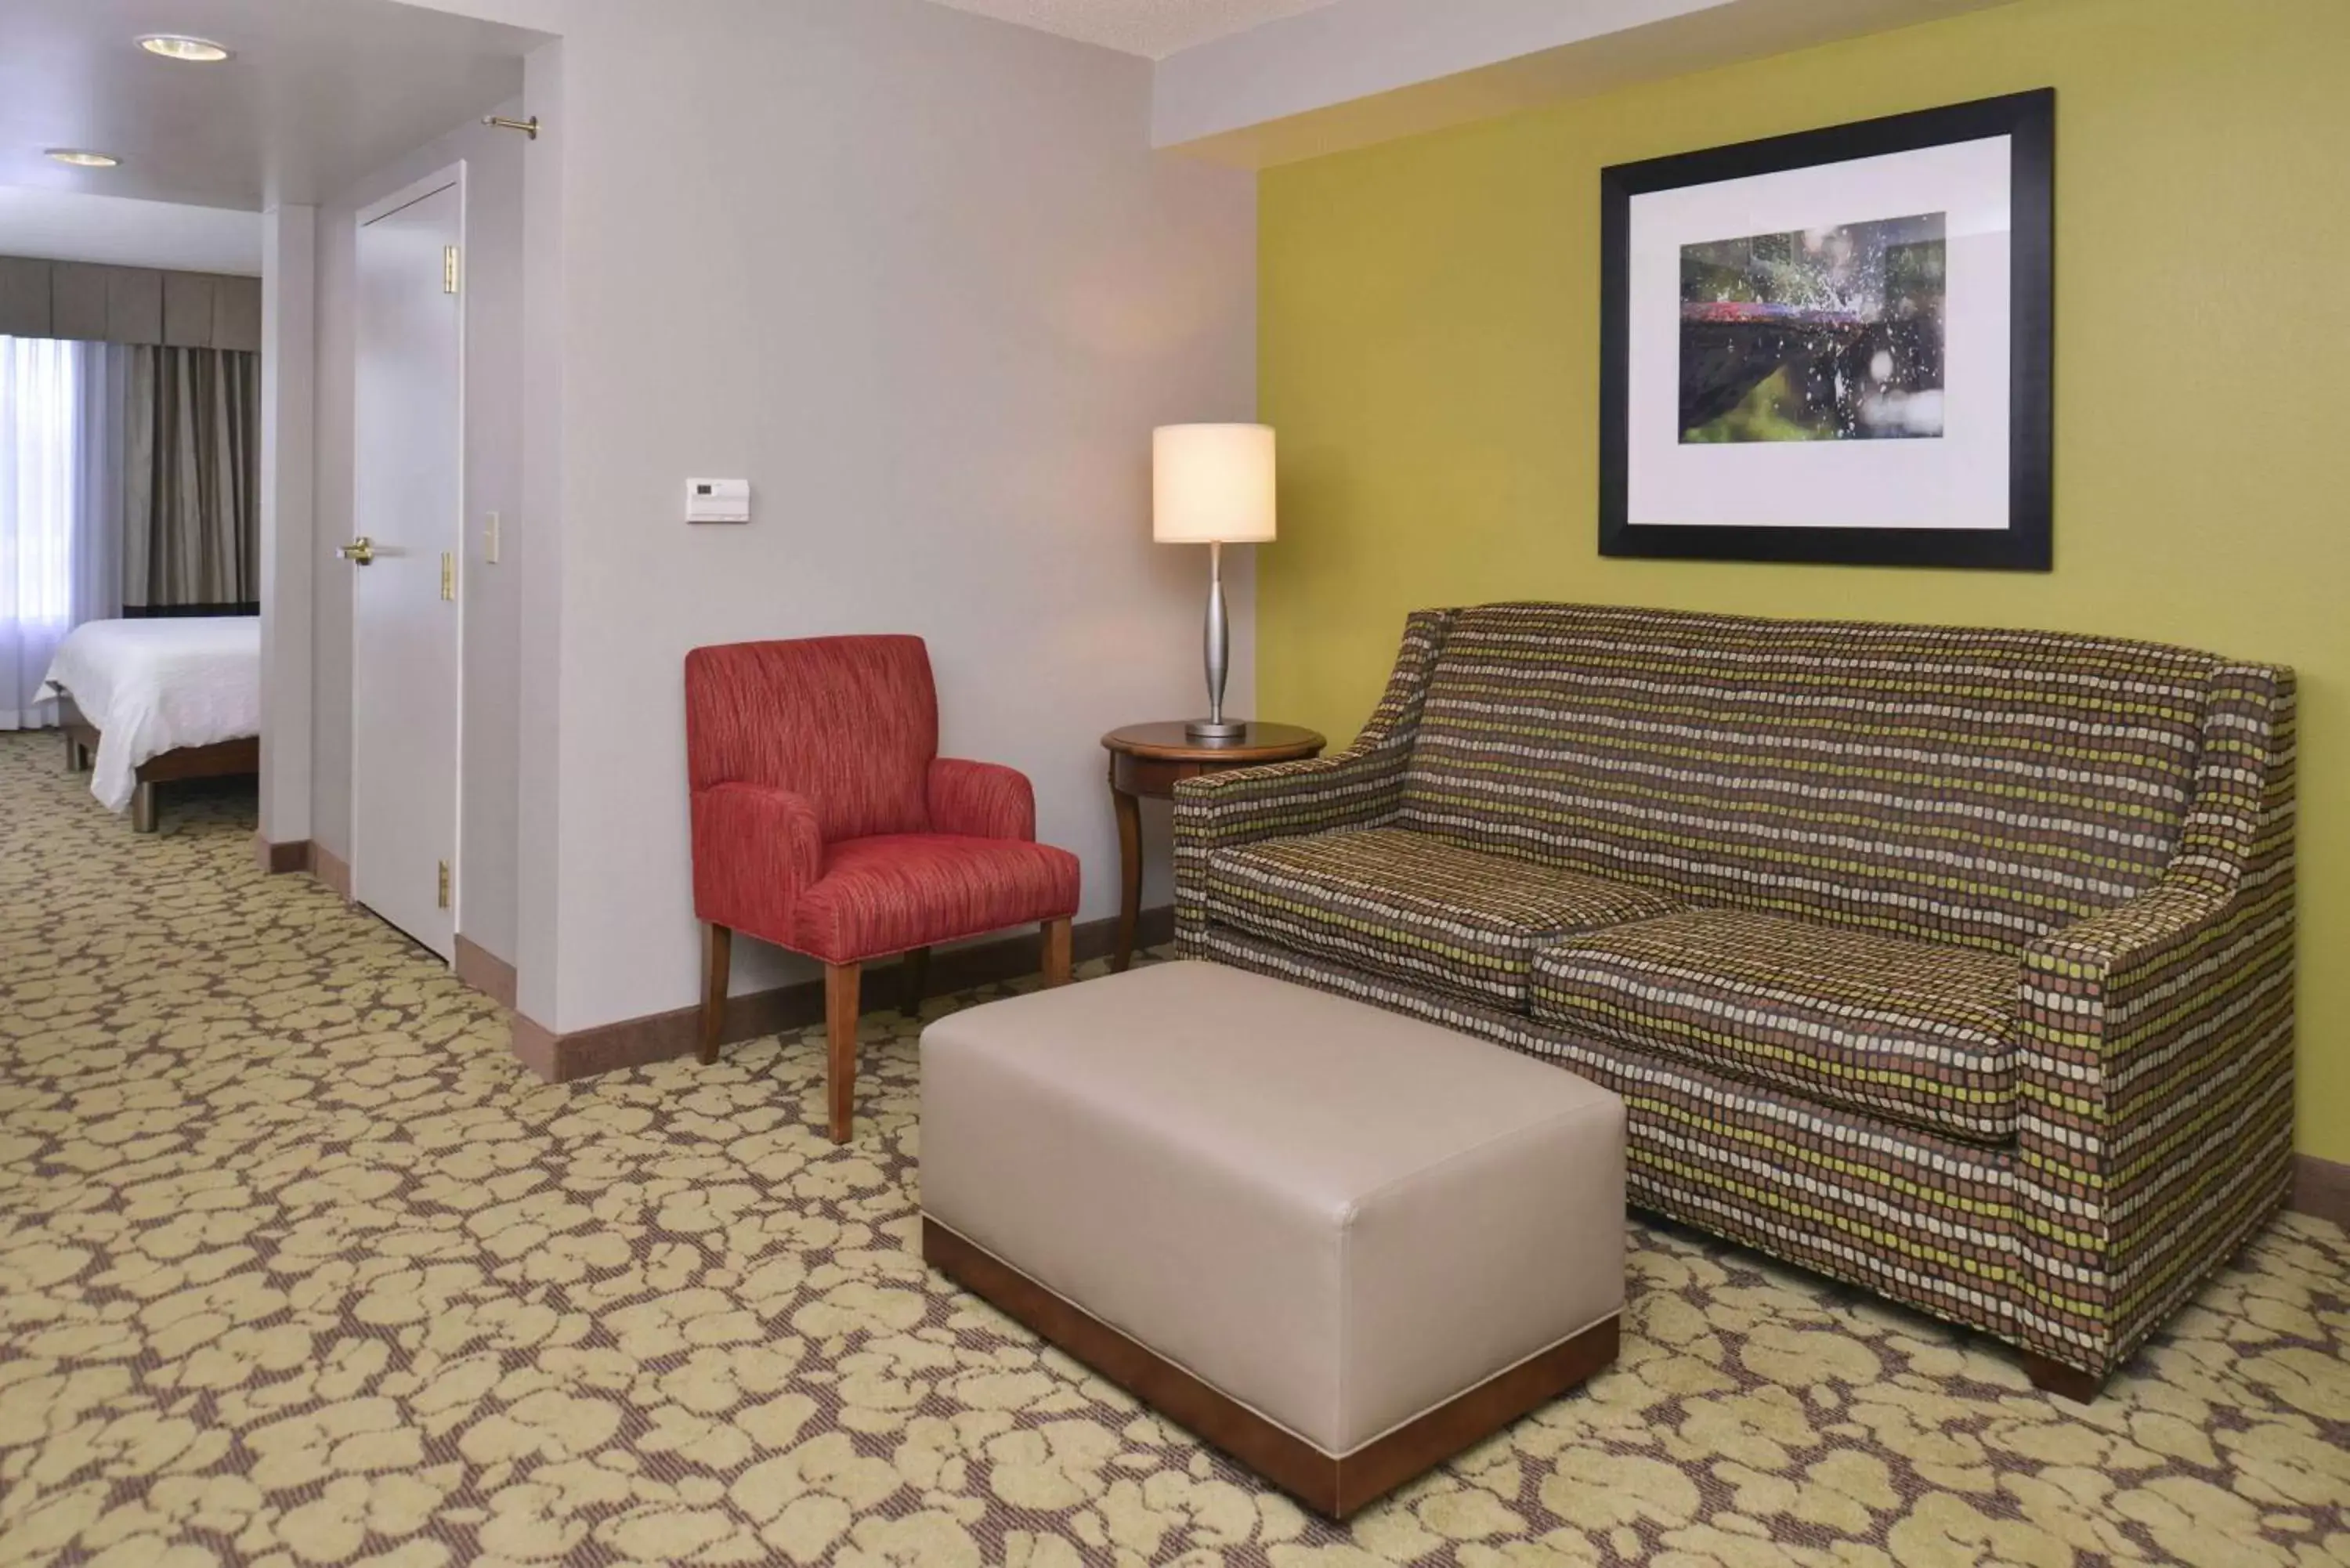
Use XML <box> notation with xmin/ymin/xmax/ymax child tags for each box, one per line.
<box><xmin>1185</xmin><ymin>718</ymin><xmax>1250</xmax><ymax>742</ymax></box>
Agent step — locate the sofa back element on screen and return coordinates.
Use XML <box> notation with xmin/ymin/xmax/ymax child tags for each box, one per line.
<box><xmin>1397</xmin><ymin>603</ymin><xmax>2224</xmax><ymax>952</ymax></box>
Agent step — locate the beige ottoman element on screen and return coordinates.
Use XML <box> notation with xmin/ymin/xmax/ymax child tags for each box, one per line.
<box><xmin>920</xmin><ymin>959</ymin><xmax>1625</xmax><ymax>1518</ymax></box>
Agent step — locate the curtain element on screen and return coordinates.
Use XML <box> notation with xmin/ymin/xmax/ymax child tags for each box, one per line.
<box><xmin>122</xmin><ymin>345</ymin><xmax>259</xmax><ymax>609</ymax></box>
<box><xmin>1</xmin><ymin>337</ymin><xmax>79</xmax><ymax>729</ymax></box>
<box><xmin>74</xmin><ymin>342</ymin><xmax>126</xmax><ymax>631</ymax></box>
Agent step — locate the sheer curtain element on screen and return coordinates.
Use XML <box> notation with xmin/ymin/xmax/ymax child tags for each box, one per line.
<box><xmin>2</xmin><ymin>337</ymin><xmax>76</xmax><ymax>729</ymax></box>
<box><xmin>0</xmin><ymin>338</ymin><xmax>121</xmax><ymax>731</ymax></box>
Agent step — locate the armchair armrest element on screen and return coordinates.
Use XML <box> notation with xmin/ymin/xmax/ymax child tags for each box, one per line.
<box><xmin>691</xmin><ymin>781</ymin><xmax>824</xmax><ymax>944</ymax></box>
<box><xmin>2011</xmin><ymin>663</ymin><xmax>2297</xmax><ymax>1382</ymax></box>
<box><xmin>1172</xmin><ymin>609</ymin><xmax>1456</xmax><ymax>955</ymax></box>
<box><xmin>927</xmin><ymin>757</ymin><xmax>1036</xmax><ymax>841</ymax></box>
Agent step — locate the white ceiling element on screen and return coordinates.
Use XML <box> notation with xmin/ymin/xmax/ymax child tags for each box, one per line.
<box><xmin>920</xmin><ymin>0</ymin><xmax>1346</xmax><ymax>59</ymax></box>
<box><xmin>0</xmin><ymin>186</ymin><xmax>262</xmax><ymax>273</ymax></box>
<box><xmin>0</xmin><ymin>0</ymin><xmax>551</xmax><ymax>211</ymax></box>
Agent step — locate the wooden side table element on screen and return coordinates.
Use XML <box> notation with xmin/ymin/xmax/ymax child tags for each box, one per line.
<box><xmin>1102</xmin><ymin>721</ymin><xmax>1325</xmax><ymax>973</ymax></box>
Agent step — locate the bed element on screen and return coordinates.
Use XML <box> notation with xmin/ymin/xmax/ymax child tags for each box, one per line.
<box><xmin>39</xmin><ymin>617</ymin><xmax>262</xmax><ymax>832</ymax></box>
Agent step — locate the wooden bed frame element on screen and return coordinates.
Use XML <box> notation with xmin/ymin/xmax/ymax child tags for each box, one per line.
<box><xmin>59</xmin><ymin>697</ymin><xmax>258</xmax><ymax>833</ymax></box>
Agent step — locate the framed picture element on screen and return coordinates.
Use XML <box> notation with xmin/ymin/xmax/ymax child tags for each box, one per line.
<box><xmin>1600</xmin><ymin>89</ymin><xmax>2053</xmax><ymax>569</ymax></box>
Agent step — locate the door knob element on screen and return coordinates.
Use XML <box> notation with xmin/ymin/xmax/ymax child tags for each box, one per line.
<box><xmin>338</xmin><ymin>536</ymin><xmax>376</xmax><ymax>565</ymax></box>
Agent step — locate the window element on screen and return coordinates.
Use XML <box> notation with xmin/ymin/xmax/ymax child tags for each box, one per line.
<box><xmin>2</xmin><ymin>336</ymin><xmax>81</xmax><ymax>727</ymax></box>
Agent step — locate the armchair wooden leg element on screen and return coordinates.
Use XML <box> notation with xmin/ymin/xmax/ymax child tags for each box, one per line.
<box><xmin>902</xmin><ymin>947</ymin><xmax>930</xmax><ymax>1017</ymax></box>
<box><xmin>826</xmin><ymin>961</ymin><xmax>862</xmax><ymax>1144</ymax></box>
<box><xmin>1041</xmin><ymin>917</ymin><xmax>1073</xmax><ymax>988</ymax></box>
<box><xmin>699</xmin><ymin>924</ymin><xmax>732</xmax><ymax>1064</ymax></box>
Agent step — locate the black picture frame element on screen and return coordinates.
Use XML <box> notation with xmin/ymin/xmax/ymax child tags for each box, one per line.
<box><xmin>1599</xmin><ymin>89</ymin><xmax>2054</xmax><ymax>570</ymax></box>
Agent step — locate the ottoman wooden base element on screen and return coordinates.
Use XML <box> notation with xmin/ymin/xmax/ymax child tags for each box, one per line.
<box><xmin>924</xmin><ymin>1217</ymin><xmax>1621</xmax><ymax>1519</ymax></box>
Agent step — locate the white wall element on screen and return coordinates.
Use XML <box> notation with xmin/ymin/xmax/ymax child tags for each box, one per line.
<box><xmin>515</xmin><ymin>41</ymin><xmax>566</xmax><ymax>1024</ymax></box>
<box><xmin>0</xmin><ymin>189</ymin><xmax>264</xmax><ymax>275</ymax></box>
<box><xmin>533</xmin><ymin>0</ymin><xmax>1258</xmax><ymax>1032</ymax></box>
<box><xmin>259</xmin><ymin>205</ymin><xmax>316</xmax><ymax>850</ymax></box>
<box><xmin>1154</xmin><ymin>0</ymin><xmax>1730</xmax><ymax>148</ymax></box>
<box><xmin>313</xmin><ymin>100</ymin><xmax>529</xmax><ymax>963</ymax></box>
<box><xmin>387</xmin><ymin>0</ymin><xmax>566</xmax><ymax>31</ymax></box>
<box><xmin>1148</xmin><ymin>0</ymin><xmax>2018</xmax><ymax>165</ymax></box>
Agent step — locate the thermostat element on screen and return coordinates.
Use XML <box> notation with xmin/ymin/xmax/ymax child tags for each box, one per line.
<box><xmin>687</xmin><ymin>478</ymin><xmax>750</xmax><ymax>524</ymax></box>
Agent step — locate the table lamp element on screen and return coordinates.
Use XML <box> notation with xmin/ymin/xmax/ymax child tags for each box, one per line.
<box><xmin>1155</xmin><ymin>423</ymin><xmax>1275</xmax><ymax>741</ymax></box>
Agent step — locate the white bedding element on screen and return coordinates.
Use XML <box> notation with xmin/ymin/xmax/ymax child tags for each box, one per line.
<box><xmin>39</xmin><ymin>618</ymin><xmax>262</xmax><ymax>811</ymax></box>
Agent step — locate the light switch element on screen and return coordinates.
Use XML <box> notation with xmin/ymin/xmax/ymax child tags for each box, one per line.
<box><xmin>484</xmin><ymin>511</ymin><xmax>501</xmax><ymax>564</ymax></box>
<box><xmin>687</xmin><ymin>478</ymin><xmax>750</xmax><ymax>524</ymax></box>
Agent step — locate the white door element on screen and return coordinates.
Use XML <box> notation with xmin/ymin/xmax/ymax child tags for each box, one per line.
<box><xmin>351</xmin><ymin>171</ymin><xmax>464</xmax><ymax>960</ymax></box>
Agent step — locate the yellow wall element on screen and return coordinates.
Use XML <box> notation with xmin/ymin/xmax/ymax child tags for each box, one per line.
<box><xmin>1257</xmin><ymin>0</ymin><xmax>2350</xmax><ymax>1161</ymax></box>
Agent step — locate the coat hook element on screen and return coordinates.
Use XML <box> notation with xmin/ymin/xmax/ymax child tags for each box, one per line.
<box><xmin>484</xmin><ymin>115</ymin><xmax>540</xmax><ymax>139</ymax></box>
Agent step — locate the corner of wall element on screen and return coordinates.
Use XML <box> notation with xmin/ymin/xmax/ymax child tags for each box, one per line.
<box><xmin>259</xmin><ymin>204</ymin><xmax>317</xmax><ymax>848</ymax></box>
<box><xmin>515</xmin><ymin>36</ymin><xmax>566</xmax><ymax>1025</ymax></box>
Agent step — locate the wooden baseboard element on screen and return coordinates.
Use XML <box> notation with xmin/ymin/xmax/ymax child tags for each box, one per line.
<box><xmin>922</xmin><ymin>1216</ymin><xmax>1618</xmax><ymax>1519</ymax></box>
<box><xmin>455</xmin><ymin>935</ymin><xmax>519</xmax><ymax>1010</ymax></box>
<box><xmin>2293</xmin><ymin>1154</ymin><xmax>2350</xmax><ymax>1229</ymax></box>
<box><xmin>253</xmin><ymin>834</ymin><xmax>312</xmax><ymax>876</ymax></box>
<box><xmin>511</xmin><ymin>905</ymin><xmax>1173</xmax><ymax>1083</ymax></box>
<box><xmin>311</xmin><ymin>844</ymin><xmax>351</xmax><ymax>901</ymax></box>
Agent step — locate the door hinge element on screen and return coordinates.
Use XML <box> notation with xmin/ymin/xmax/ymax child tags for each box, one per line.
<box><xmin>438</xmin><ymin>860</ymin><xmax>452</xmax><ymax>909</ymax></box>
<box><xmin>443</xmin><ymin>245</ymin><xmax>461</xmax><ymax>294</ymax></box>
<box><xmin>440</xmin><ymin>551</ymin><xmax>456</xmax><ymax>601</ymax></box>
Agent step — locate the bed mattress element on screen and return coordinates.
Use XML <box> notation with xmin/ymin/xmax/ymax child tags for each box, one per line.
<box><xmin>40</xmin><ymin>617</ymin><xmax>262</xmax><ymax>811</ymax></box>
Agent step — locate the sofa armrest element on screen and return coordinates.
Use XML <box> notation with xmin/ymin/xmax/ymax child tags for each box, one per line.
<box><xmin>927</xmin><ymin>757</ymin><xmax>1036</xmax><ymax>841</ymax></box>
<box><xmin>1173</xmin><ymin>740</ymin><xmax>1410</xmax><ymax>846</ymax></box>
<box><xmin>2011</xmin><ymin>662</ymin><xmax>2297</xmax><ymax>1382</ymax></box>
<box><xmin>692</xmin><ymin>782</ymin><xmax>824</xmax><ymax>944</ymax></box>
<box><xmin>1171</xmin><ymin>609</ymin><xmax>1456</xmax><ymax>955</ymax></box>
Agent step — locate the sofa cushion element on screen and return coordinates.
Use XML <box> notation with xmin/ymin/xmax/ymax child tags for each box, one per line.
<box><xmin>1530</xmin><ymin>909</ymin><xmax>2019</xmax><ymax>1142</ymax></box>
<box><xmin>1401</xmin><ymin>604</ymin><xmax>2218</xmax><ymax>952</ymax></box>
<box><xmin>1208</xmin><ymin>828</ymin><xmax>1683</xmax><ymax>1008</ymax></box>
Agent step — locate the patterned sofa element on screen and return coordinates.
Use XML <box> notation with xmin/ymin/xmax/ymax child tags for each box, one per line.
<box><xmin>1173</xmin><ymin>603</ymin><xmax>2297</xmax><ymax>1394</ymax></box>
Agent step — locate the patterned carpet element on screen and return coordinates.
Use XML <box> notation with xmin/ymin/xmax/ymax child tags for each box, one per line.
<box><xmin>2</xmin><ymin>730</ymin><xmax>2347</xmax><ymax>1568</ymax></box>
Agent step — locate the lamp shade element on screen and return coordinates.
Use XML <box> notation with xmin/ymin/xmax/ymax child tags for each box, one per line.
<box><xmin>1153</xmin><ymin>424</ymin><xmax>1275</xmax><ymax>544</ymax></box>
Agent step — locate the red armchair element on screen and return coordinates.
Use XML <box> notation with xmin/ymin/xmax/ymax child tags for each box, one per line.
<box><xmin>685</xmin><ymin>635</ymin><xmax>1080</xmax><ymax>1142</ymax></box>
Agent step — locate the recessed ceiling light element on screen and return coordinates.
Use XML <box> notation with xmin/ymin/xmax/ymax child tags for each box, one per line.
<box><xmin>138</xmin><ymin>34</ymin><xmax>233</xmax><ymax>63</ymax></box>
<box><xmin>46</xmin><ymin>149</ymin><xmax>121</xmax><ymax>168</ymax></box>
